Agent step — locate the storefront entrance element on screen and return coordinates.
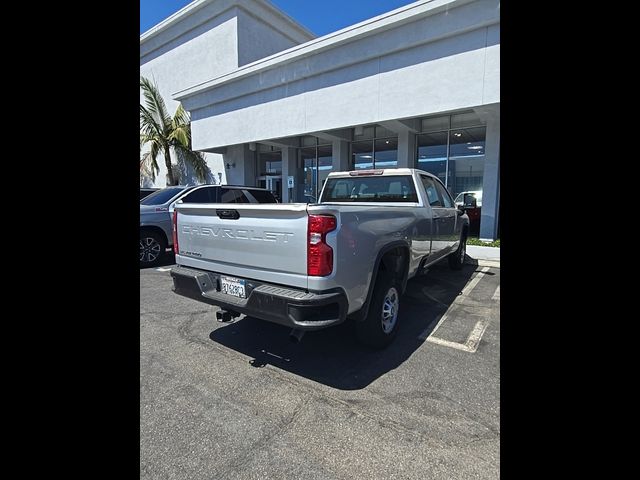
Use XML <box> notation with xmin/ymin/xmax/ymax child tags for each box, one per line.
<box><xmin>257</xmin><ymin>175</ymin><xmax>282</xmax><ymax>202</ymax></box>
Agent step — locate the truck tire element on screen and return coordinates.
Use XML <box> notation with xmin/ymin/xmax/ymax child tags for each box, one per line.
<box><xmin>140</xmin><ymin>230</ymin><xmax>166</xmax><ymax>268</ymax></box>
<box><xmin>356</xmin><ymin>272</ymin><xmax>401</xmax><ymax>349</ymax></box>
<box><xmin>448</xmin><ymin>232</ymin><xmax>467</xmax><ymax>270</ymax></box>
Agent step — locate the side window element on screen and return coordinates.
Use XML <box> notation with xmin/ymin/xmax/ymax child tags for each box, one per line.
<box><xmin>244</xmin><ymin>189</ymin><xmax>277</xmax><ymax>203</ymax></box>
<box><xmin>434</xmin><ymin>181</ymin><xmax>453</xmax><ymax>208</ymax></box>
<box><xmin>220</xmin><ymin>188</ymin><xmax>249</xmax><ymax>203</ymax></box>
<box><xmin>420</xmin><ymin>176</ymin><xmax>442</xmax><ymax>207</ymax></box>
<box><xmin>181</xmin><ymin>187</ymin><xmax>214</xmax><ymax>203</ymax></box>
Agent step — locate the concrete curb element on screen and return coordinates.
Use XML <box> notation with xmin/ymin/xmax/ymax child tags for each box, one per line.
<box><xmin>465</xmin><ymin>245</ymin><xmax>500</xmax><ymax>268</ymax></box>
<box><xmin>465</xmin><ymin>257</ymin><xmax>500</xmax><ymax>268</ymax></box>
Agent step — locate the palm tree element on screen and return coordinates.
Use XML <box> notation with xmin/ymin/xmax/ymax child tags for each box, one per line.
<box><xmin>139</xmin><ymin>76</ymin><xmax>208</xmax><ymax>186</ymax></box>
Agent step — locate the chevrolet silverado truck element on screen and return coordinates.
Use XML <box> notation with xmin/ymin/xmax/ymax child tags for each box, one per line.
<box><xmin>170</xmin><ymin>168</ymin><xmax>469</xmax><ymax>348</ymax></box>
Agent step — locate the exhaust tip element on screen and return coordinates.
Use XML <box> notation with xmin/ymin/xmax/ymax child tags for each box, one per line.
<box><xmin>289</xmin><ymin>329</ymin><xmax>305</xmax><ymax>343</ymax></box>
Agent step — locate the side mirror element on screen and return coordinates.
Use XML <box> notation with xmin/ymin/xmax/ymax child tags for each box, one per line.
<box><xmin>463</xmin><ymin>194</ymin><xmax>477</xmax><ymax>208</ymax></box>
<box><xmin>457</xmin><ymin>204</ymin><xmax>466</xmax><ymax>216</ymax></box>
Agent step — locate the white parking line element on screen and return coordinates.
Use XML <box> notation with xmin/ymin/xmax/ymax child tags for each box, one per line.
<box><xmin>418</xmin><ymin>266</ymin><xmax>493</xmax><ymax>352</ymax></box>
<box><xmin>156</xmin><ymin>267</ymin><xmax>172</xmax><ymax>272</ymax></box>
<box><xmin>461</xmin><ymin>266</ymin><xmax>490</xmax><ymax>295</ymax></box>
<box><xmin>491</xmin><ymin>285</ymin><xmax>500</xmax><ymax>301</ymax></box>
<box><xmin>417</xmin><ymin>312</ymin><xmax>448</xmax><ymax>341</ymax></box>
<box><xmin>426</xmin><ymin>319</ymin><xmax>489</xmax><ymax>353</ymax></box>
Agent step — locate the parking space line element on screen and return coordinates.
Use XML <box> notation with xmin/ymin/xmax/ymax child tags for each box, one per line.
<box><xmin>491</xmin><ymin>285</ymin><xmax>500</xmax><ymax>301</ymax></box>
<box><xmin>425</xmin><ymin>319</ymin><xmax>489</xmax><ymax>353</ymax></box>
<box><xmin>417</xmin><ymin>312</ymin><xmax>448</xmax><ymax>341</ymax></box>
<box><xmin>461</xmin><ymin>266</ymin><xmax>490</xmax><ymax>296</ymax></box>
<box><xmin>417</xmin><ymin>266</ymin><xmax>493</xmax><ymax>352</ymax></box>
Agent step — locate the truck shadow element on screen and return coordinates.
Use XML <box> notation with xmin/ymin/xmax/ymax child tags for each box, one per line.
<box><xmin>209</xmin><ymin>261</ymin><xmax>478</xmax><ymax>390</ymax></box>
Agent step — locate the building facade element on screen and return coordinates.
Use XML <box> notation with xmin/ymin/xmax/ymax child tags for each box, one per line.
<box><xmin>140</xmin><ymin>0</ymin><xmax>500</xmax><ymax>239</ymax></box>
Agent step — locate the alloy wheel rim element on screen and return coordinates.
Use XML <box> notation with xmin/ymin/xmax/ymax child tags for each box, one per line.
<box><xmin>381</xmin><ymin>287</ymin><xmax>399</xmax><ymax>333</ymax></box>
<box><xmin>140</xmin><ymin>237</ymin><xmax>161</xmax><ymax>263</ymax></box>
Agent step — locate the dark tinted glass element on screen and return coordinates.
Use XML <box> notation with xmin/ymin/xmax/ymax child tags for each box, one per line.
<box><xmin>220</xmin><ymin>188</ymin><xmax>248</xmax><ymax>203</ymax></box>
<box><xmin>140</xmin><ymin>187</ymin><xmax>188</xmax><ymax>205</ymax></box>
<box><xmin>420</xmin><ymin>176</ymin><xmax>442</xmax><ymax>207</ymax></box>
<box><xmin>181</xmin><ymin>187</ymin><xmax>215</xmax><ymax>203</ymax></box>
<box><xmin>321</xmin><ymin>175</ymin><xmax>418</xmax><ymax>203</ymax></box>
<box><xmin>244</xmin><ymin>189</ymin><xmax>277</xmax><ymax>203</ymax></box>
<box><xmin>433</xmin><ymin>180</ymin><xmax>453</xmax><ymax>208</ymax></box>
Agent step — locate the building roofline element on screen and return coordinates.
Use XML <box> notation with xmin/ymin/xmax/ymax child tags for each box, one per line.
<box><xmin>140</xmin><ymin>0</ymin><xmax>315</xmax><ymax>52</ymax></box>
<box><xmin>173</xmin><ymin>0</ymin><xmax>487</xmax><ymax>101</ymax></box>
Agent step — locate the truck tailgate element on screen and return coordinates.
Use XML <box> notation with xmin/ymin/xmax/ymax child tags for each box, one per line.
<box><xmin>174</xmin><ymin>203</ymin><xmax>309</xmax><ymax>289</ymax></box>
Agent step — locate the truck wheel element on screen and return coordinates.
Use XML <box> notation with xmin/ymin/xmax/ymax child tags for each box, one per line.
<box><xmin>356</xmin><ymin>272</ymin><xmax>401</xmax><ymax>349</ymax></box>
<box><xmin>448</xmin><ymin>232</ymin><xmax>467</xmax><ymax>270</ymax></box>
<box><xmin>140</xmin><ymin>231</ymin><xmax>166</xmax><ymax>268</ymax></box>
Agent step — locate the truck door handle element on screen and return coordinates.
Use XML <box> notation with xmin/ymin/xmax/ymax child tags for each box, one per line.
<box><xmin>216</xmin><ymin>209</ymin><xmax>240</xmax><ymax>220</ymax></box>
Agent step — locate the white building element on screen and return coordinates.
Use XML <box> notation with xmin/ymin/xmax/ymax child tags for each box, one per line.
<box><xmin>140</xmin><ymin>0</ymin><xmax>500</xmax><ymax>239</ymax></box>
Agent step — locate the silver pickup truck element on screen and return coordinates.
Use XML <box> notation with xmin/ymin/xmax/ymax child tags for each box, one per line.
<box><xmin>170</xmin><ymin>168</ymin><xmax>469</xmax><ymax>348</ymax></box>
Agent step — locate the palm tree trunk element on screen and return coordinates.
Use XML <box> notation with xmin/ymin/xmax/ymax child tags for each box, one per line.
<box><xmin>164</xmin><ymin>146</ymin><xmax>175</xmax><ymax>186</ymax></box>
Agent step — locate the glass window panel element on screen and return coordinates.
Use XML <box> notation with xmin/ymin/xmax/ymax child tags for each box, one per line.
<box><xmin>181</xmin><ymin>187</ymin><xmax>215</xmax><ymax>203</ymax></box>
<box><xmin>220</xmin><ymin>188</ymin><xmax>247</xmax><ymax>203</ymax></box>
<box><xmin>317</xmin><ymin>145</ymin><xmax>333</xmax><ymax>196</ymax></box>
<box><xmin>244</xmin><ymin>189</ymin><xmax>277</xmax><ymax>203</ymax></box>
<box><xmin>451</xmin><ymin>111</ymin><xmax>484</xmax><ymax>129</ymax></box>
<box><xmin>447</xmin><ymin>156</ymin><xmax>485</xmax><ymax>200</ymax></box>
<box><xmin>421</xmin><ymin>115</ymin><xmax>450</xmax><ymax>132</ymax></box>
<box><xmin>352</xmin><ymin>141</ymin><xmax>374</xmax><ymax>169</ymax></box>
<box><xmin>322</xmin><ymin>175</ymin><xmax>417</xmax><ymax>203</ymax></box>
<box><xmin>449</xmin><ymin>127</ymin><xmax>486</xmax><ymax>157</ymax></box>
<box><xmin>420</xmin><ymin>176</ymin><xmax>442</xmax><ymax>207</ymax></box>
<box><xmin>417</xmin><ymin>132</ymin><xmax>447</xmax><ymax>184</ymax></box>
<box><xmin>300</xmin><ymin>147</ymin><xmax>317</xmax><ymax>199</ymax></box>
<box><xmin>374</xmin><ymin>137</ymin><xmax>398</xmax><ymax>168</ymax></box>
<box><xmin>259</xmin><ymin>151</ymin><xmax>282</xmax><ymax>175</ymax></box>
<box><xmin>434</xmin><ymin>180</ymin><xmax>453</xmax><ymax>208</ymax></box>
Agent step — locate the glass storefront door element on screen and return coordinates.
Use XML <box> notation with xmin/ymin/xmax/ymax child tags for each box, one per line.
<box><xmin>257</xmin><ymin>149</ymin><xmax>282</xmax><ymax>202</ymax></box>
<box><xmin>301</xmin><ymin>143</ymin><xmax>332</xmax><ymax>202</ymax></box>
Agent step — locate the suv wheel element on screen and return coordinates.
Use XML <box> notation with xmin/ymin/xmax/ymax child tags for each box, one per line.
<box><xmin>140</xmin><ymin>231</ymin><xmax>166</xmax><ymax>268</ymax></box>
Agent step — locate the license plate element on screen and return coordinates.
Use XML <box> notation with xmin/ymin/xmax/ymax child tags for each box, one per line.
<box><xmin>220</xmin><ymin>276</ymin><xmax>246</xmax><ymax>299</ymax></box>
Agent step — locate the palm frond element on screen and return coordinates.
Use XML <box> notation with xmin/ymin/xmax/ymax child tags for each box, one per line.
<box><xmin>140</xmin><ymin>76</ymin><xmax>171</xmax><ymax>131</ymax></box>
<box><xmin>175</xmin><ymin>145</ymin><xmax>209</xmax><ymax>182</ymax></box>
<box><xmin>140</xmin><ymin>104</ymin><xmax>164</xmax><ymax>139</ymax></box>
<box><xmin>172</xmin><ymin>103</ymin><xmax>190</xmax><ymax>128</ymax></box>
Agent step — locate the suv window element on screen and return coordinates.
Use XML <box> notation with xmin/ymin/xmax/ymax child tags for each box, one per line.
<box><xmin>181</xmin><ymin>187</ymin><xmax>216</xmax><ymax>203</ymax></box>
<box><xmin>433</xmin><ymin>181</ymin><xmax>453</xmax><ymax>208</ymax></box>
<box><xmin>220</xmin><ymin>188</ymin><xmax>249</xmax><ymax>203</ymax></box>
<box><xmin>140</xmin><ymin>187</ymin><xmax>188</xmax><ymax>206</ymax></box>
<box><xmin>244</xmin><ymin>189</ymin><xmax>277</xmax><ymax>203</ymax></box>
<box><xmin>420</xmin><ymin>176</ymin><xmax>442</xmax><ymax>207</ymax></box>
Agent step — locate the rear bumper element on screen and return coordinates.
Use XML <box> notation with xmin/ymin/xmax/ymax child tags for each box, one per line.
<box><xmin>170</xmin><ymin>266</ymin><xmax>348</xmax><ymax>331</ymax></box>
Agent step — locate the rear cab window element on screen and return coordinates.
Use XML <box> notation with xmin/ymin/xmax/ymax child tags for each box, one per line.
<box><xmin>321</xmin><ymin>175</ymin><xmax>418</xmax><ymax>202</ymax></box>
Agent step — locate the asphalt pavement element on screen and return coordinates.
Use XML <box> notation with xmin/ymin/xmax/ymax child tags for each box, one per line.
<box><xmin>140</xmin><ymin>258</ymin><xmax>500</xmax><ymax>479</ymax></box>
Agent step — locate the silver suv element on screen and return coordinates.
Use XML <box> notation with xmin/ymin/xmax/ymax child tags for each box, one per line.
<box><xmin>140</xmin><ymin>185</ymin><xmax>277</xmax><ymax>267</ymax></box>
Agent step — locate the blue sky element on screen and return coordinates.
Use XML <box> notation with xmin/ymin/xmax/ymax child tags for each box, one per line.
<box><xmin>140</xmin><ymin>0</ymin><xmax>417</xmax><ymax>36</ymax></box>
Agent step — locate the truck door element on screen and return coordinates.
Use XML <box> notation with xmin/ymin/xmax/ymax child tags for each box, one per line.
<box><xmin>432</xmin><ymin>179</ymin><xmax>457</xmax><ymax>253</ymax></box>
<box><xmin>420</xmin><ymin>175</ymin><xmax>455</xmax><ymax>260</ymax></box>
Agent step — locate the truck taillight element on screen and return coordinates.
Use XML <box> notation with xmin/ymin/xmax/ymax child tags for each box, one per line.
<box><xmin>308</xmin><ymin>214</ymin><xmax>337</xmax><ymax>276</ymax></box>
<box><xmin>172</xmin><ymin>210</ymin><xmax>179</xmax><ymax>255</ymax></box>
